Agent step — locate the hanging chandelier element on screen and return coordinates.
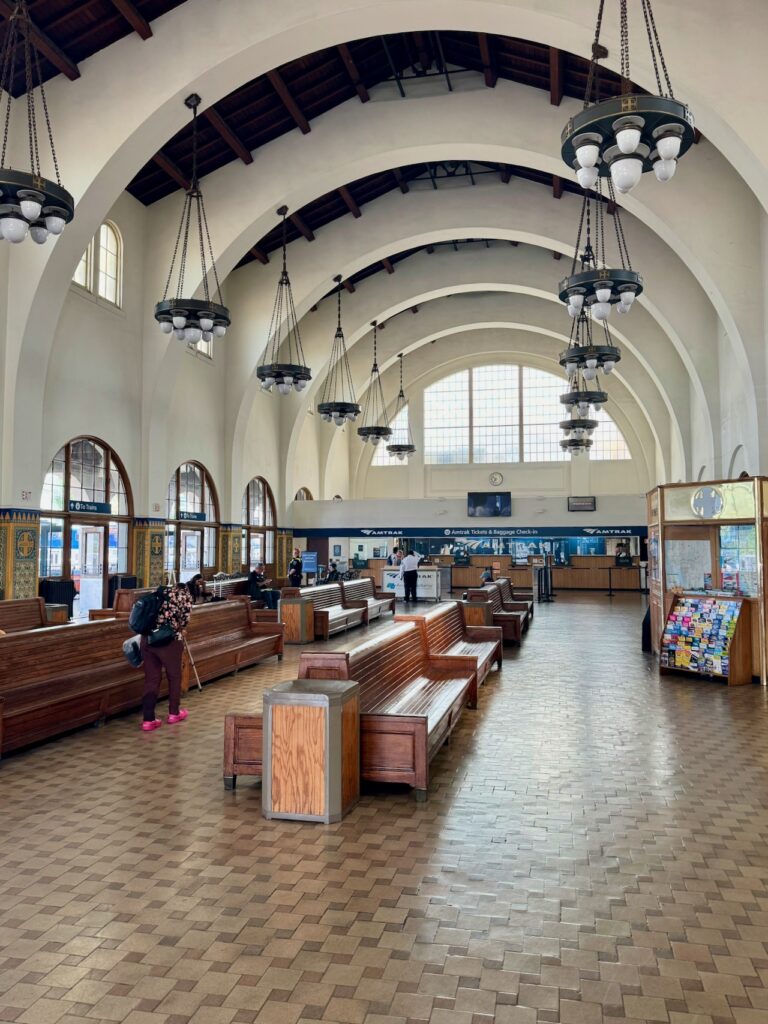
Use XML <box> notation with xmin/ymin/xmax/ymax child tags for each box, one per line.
<box><xmin>317</xmin><ymin>275</ymin><xmax>360</xmax><ymax>427</ymax></box>
<box><xmin>559</xmin><ymin>374</ymin><xmax>608</xmax><ymax>455</ymax></box>
<box><xmin>257</xmin><ymin>206</ymin><xmax>311</xmax><ymax>394</ymax></box>
<box><xmin>357</xmin><ymin>321</ymin><xmax>392</xmax><ymax>446</ymax></box>
<box><xmin>559</xmin><ymin>309</ymin><xmax>621</xmax><ymax>381</ymax></box>
<box><xmin>154</xmin><ymin>95</ymin><xmax>230</xmax><ymax>345</ymax></box>
<box><xmin>562</xmin><ymin>0</ymin><xmax>695</xmax><ymax>195</ymax></box>
<box><xmin>0</xmin><ymin>1</ymin><xmax>74</xmax><ymax>244</ymax></box>
<box><xmin>559</xmin><ymin>177</ymin><xmax>642</xmax><ymax>321</ymax></box>
<box><xmin>386</xmin><ymin>353</ymin><xmax>416</xmax><ymax>462</ymax></box>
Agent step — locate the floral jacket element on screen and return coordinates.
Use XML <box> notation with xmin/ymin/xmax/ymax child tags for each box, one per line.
<box><xmin>156</xmin><ymin>585</ymin><xmax>193</xmax><ymax>640</ymax></box>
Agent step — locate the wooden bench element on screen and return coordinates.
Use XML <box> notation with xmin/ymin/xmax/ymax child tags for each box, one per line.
<box><xmin>0</xmin><ymin>597</ymin><xmax>48</xmax><ymax>633</ymax></box>
<box><xmin>340</xmin><ymin>577</ymin><xmax>395</xmax><ymax>621</ymax></box>
<box><xmin>185</xmin><ymin>598</ymin><xmax>283</xmax><ymax>679</ymax></box>
<box><xmin>466</xmin><ymin>584</ymin><xmax>528</xmax><ymax>644</ymax></box>
<box><xmin>496</xmin><ymin>577</ymin><xmax>535</xmax><ymax>619</ymax></box>
<box><xmin>89</xmin><ymin>587</ymin><xmax>151</xmax><ymax>621</ymax></box>
<box><xmin>223</xmin><ymin>621</ymin><xmax>477</xmax><ymax>799</ymax></box>
<box><xmin>396</xmin><ymin>601</ymin><xmax>502</xmax><ymax>685</ymax></box>
<box><xmin>0</xmin><ymin>599</ymin><xmax>282</xmax><ymax>758</ymax></box>
<box><xmin>280</xmin><ymin>583</ymin><xmax>366</xmax><ymax>640</ymax></box>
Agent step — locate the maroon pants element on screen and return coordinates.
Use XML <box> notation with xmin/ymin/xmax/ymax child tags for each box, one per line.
<box><xmin>140</xmin><ymin>637</ymin><xmax>183</xmax><ymax>721</ymax></box>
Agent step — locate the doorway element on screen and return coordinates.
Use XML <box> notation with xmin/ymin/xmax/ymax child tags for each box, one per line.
<box><xmin>71</xmin><ymin>524</ymin><xmax>105</xmax><ymax>619</ymax></box>
<box><xmin>179</xmin><ymin>528</ymin><xmax>202</xmax><ymax>582</ymax></box>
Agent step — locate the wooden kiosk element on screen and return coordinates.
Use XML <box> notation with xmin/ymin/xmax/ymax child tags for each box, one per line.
<box><xmin>647</xmin><ymin>479</ymin><xmax>767</xmax><ymax>685</ymax></box>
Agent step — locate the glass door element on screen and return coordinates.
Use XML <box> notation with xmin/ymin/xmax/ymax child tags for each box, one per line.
<box><xmin>71</xmin><ymin>524</ymin><xmax>105</xmax><ymax>619</ymax></box>
<box><xmin>179</xmin><ymin>528</ymin><xmax>202</xmax><ymax>582</ymax></box>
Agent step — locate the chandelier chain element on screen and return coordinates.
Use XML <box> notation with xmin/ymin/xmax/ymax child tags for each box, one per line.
<box><xmin>583</xmin><ymin>0</ymin><xmax>606</xmax><ymax>107</ymax></box>
<box><xmin>0</xmin><ymin>4</ymin><xmax>18</xmax><ymax>168</ymax></box>
<box><xmin>609</xmin><ymin>179</ymin><xmax>632</xmax><ymax>270</ymax></box>
<box><xmin>641</xmin><ymin>0</ymin><xmax>674</xmax><ymax>97</ymax></box>
<box><xmin>161</xmin><ymin>193</ymin><xmax>187</xmax><ymax>301</ymax></box>
<box><xmin>175</xmin><ymin>194</ymin><xmax>193</xmax><ymax>300</ymax></box>
<box><xmin>32</xmin><ymin>44</ymin><xmax>60</xmax><ymax>185</ymax></box>
<box><xmin>195</xmin><ymin>193</ymin><xmax>211</xmax><ymax>304</ymax></box>
<box><xmin>198</xmin><ymin>193</ymin><xmax>223</xmax><ymax>303</ymax></box>
<box><xmin>23</xmin><ymin>23</ymin><xmax>40</xmax><ymax>177</ymax></box>
<box><xmin>570</xmin><ymin>192</ymin><xmax>588</xmax><ymax>275</ymax></box>
<box><xmin>619</xmin><ymin>0</ymin><xmax>630</xmax><ymax>94</ymax></box>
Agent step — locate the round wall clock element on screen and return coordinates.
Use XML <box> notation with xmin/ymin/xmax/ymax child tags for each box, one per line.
<box><xmin>489</xmin><ymin>472</ymin><xmax>504</xmax><ymax>486</ymax></box>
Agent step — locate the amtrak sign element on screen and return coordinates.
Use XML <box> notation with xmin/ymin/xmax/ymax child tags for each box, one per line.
<box><xmin>300</xmin><ymin>525</ymin><xmax>647</xmax><ymax>539</ymax></box>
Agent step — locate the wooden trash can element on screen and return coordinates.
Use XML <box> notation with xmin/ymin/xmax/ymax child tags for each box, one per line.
<box><xmin>280</xmin><ymin>598</ymin><xmax>314</xmax><ymax>644</ymax></box>
<box><xmin>262</xmin><ymin>680</ymin><xmax>360</xmax><ymax>823</ymax></box>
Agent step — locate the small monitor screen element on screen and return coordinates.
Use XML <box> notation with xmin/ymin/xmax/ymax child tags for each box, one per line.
<box><xmin>467</xmin><ymin>492</ymin><xmax>512</xmax><ymax>517</ymax></box>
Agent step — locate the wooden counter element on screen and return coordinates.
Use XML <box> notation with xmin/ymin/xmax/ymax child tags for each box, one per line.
<box><xmin>552</xmin><ymin>565</ymin><xmax>640</xmax><ymax>590</ymax></box>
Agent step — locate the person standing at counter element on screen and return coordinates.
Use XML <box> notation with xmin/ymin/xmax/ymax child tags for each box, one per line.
<box><xmin>387</xmin><ymin>548</ymin><xmax>403</xmax><ymax>566</ymax></box>
<box><xmin>288</xmin><ymin>548</ymin><xmax>303</xmax><ymax>587</ymax></box>
<box><xmin>400</xmin><ymin>549</ymin><xmax>419</xmax><ymax>603</ymax></box>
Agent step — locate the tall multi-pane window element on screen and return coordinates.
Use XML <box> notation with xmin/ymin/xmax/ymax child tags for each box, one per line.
<box><xmin>406</xmin><ymin>364</ymin><xmax>632</xmax><ymax>466</ymax></box>
<box><xmin>97</xmin><ymin>223</ymin><xmax>120</xmax><ymax>304</ymax></box>
<box><xmin>521</xmin><ymin>367</ymin><xmax>570</xmax><ymax>463</ymax></box>
<box><xmin>590</xmin><ymin>408</ymin><xmax>632</xmax><ymax>460</ymax></box>
<box><xmin>242</xmin><ymin>477</ymin><xmax>277</xmax><ymax>570</ymax></box>
<box><xmin>372</xmin><ymin>406</ymin><xmax>411</xmax><ymax>466</ymax></box>
<box><xmin>72</xmin><ymin>221</ymin><xmax>122</xmax><ymax>308</ymax></box>
<box><xmin>424</xmin><ymin>371</ymin><xmax>469</xmax><ymax>464</ymax></box>
<box><xmin>473</xmin><ymin>365</ymin><xmax>519</xmax><ymax>463</ymax></box>
<box><xmin>166</xmin><ymin>462</ymin><xmax>219</xmax><ymax>580</ymax></box>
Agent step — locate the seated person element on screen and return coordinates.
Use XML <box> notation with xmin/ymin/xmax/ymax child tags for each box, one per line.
<box><xmin>248</xmin><ymin>563</ymin><xmax>280</xmax><ymax>610</ymax></box>
<box><xmin>326</xmin><ymin>561</ymin><xmax>341</xmax><ymax>582</ymax></box>
<box><xmin>480</xmin><ymin>566</ymin><xmax>494</xmax><ymax>584</ymax></box>
<box><xmin>188</xmin><ymin>573</ymin><xmax>211</xmax><ymax>604</ymax></box>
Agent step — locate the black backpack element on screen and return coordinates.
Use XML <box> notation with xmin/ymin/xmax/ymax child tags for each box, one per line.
<box><xmin>128</xmin><ymin>586</ymin><xmax>167</xmax><ymax>636</ymax></box>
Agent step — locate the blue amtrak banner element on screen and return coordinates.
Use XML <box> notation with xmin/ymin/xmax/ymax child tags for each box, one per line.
<box><xmin>299</xmin><ymin>525</ymin><xmax>647</xmax><ymax>539</ymax></box>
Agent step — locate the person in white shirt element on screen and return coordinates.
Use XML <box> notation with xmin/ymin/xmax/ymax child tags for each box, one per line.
<box><xmin>399</xmin><ymin>550</ymin><xmax>420</xmax><ymax>603</ymax></box>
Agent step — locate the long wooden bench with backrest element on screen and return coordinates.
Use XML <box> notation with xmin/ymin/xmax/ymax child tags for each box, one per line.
<box><xmin>222</xmin><ymin>621</ymin><xmax>477</xmax><ymax>800</ymax></box>
<box><xmin>472</xmin><ymin>582</ymin><xmax>532</xmax><ymax>627</ymax></box>
<box><xmin>89</xmin><ymin>586</ymin><xmax>276</xmax><ymax>623</ymax></box>
<box><xmin>184</xmin><ymin>598</ymin><xmax>283</xmax><ymax>679</ymax></box>
<box><xmin>340</xmin><ymin>577</ymin><xmax>395</xmax><ymax>622</ymax></box>
<box><xmin>280</xmin><ymin>583</ymin><xmax>366</xmax><ymax>639</ymax></box>
<box><xmin>495</xmin><ymin>578</ymin><xmax>535</xmax><ymax>621</ymax></box>
<box><xmin>0</xmin><ymin>600</ymin><xmax>282</xmax><ymax>758</ymax></box>
<box><xmin>395</xmin><ymin>601</ymin><xmax>503</xmax><ymax>685</ymax></box>
<box><xmin>466</xmin><ymin>584</ymin><xmax>528</xmax><ymax>644</ymax></box>
<box><xmin>0</xmin><ymin>597</ymin><xmax>48</xmax><ymax>633</ymax></box>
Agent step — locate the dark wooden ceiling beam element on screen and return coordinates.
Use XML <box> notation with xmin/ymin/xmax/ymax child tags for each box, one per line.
<box><xmin>290</xmin><ymin>211</ymin><xmax>315</xmax><ymax>242</ymax></box>
<box><xmin>109</xmin><ymin>0</ymin><xmax>152</xmax><ymax>40</ymax></box>
<box><xmin>0</xmin><ymin>0</ymin><xmax>79</xmax><ymax>80</ymax></box>
<box><xmin>338</xmin><ymin>185</ymin><xmax>361</xmax><ymax>218</ymax></box>
<box><xmin>392</xmin><ymin>168</ymin><xmax>409</xmax><ymax>194</ymax></box>
<box><xmin>152</xmin><ymin>151</ymin><xmax>190</xmax><ymax>190</ymax></box>
<box><xmin>250</xmin><ymin>247</ymin><xmax>269</xmax><ymax>265</ymax></box>
<box><xmin>203</xmin><ymin>106</ymin><xmax>253</xmax><ymax>165</ymax></box>
<box><xmin>477</xmin><ymin>33</ymin><xmax>497</xmax><ymax>87</ymax></box>
<box><xmin>382</xmin><ymin>257</ymin><xmax>395</xmax><ymax>274</ymax></box>
<box><xmin>553</xmin><ymin>251</ymin><xmax>561</xmax><ymax>260</ymax></box>
<box><xmin>549</xmin><ymin>47</ymin><xmax>564</xmax><ymax>106</ymax></box>
<box><xmin>267</xmin><ymin>69</ymin><xmax>311</xmax><ymax>134</ymax></box>
<box><xmin>552</xmin><ymin>174</ymin><xmax>563</xmax><ymax>199</ymax></box>
<box><xmin>500</xmin><ymin>165</ymin><xmax>512</xmax><ymax>184</ymax></box>
<box><xmin>342</xmin><ymin>278</ymin><xmax>355</xmax><ymax>293</ymax></box>
<box><xmin>336</xmin><ymin>43</ymin><xmax>369</xmax><ymax>102</ymax></box>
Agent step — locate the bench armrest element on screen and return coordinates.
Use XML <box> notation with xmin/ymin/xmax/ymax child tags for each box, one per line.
<box><xmin>465</xmin><ymin>625</ymin><xmax>504</xmax><ymax>643</ymax></box>
<box><xmin>428</xmin><ymin>653</ymin><xmax>477</xmax><ymax>675</ymax></box>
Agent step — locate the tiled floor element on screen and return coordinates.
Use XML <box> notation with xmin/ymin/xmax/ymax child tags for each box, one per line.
<box><xmin>2</xmin><ymin>593</ymin><xmax>768</xmax><ymax>1024</ymax></box>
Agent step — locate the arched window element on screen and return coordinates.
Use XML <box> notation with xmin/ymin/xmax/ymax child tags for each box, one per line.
<box><xmin>417</xmin><ymin>364</ymin><xmax>631</xmax><ymax>465</ymax></box>
<box><xmin>166</xmin><ymin>463</ymin><xmax>219</xmax><ymax>581</ymax></box>
<box><xmin>372</xmin><ymin>406</ymin><xmax>410</xmax><ymax>466</ymax></box>
<box><xmin>72</xmin><ymin>221</ymin><xmax>122</xmax><ymax>306</ymax></box>
<box><xmin>39</xmin><ymin>438</ymin><xmax>133</xmax><ymax>617</ymax></box>
<box><xmin>295</xmin><ymin>487</ymin><xmax>314</xmax><ymax>501</ymax></box>
<box><xmin>242</xmin><ymin>477</ymin><xmax>277</xmax><ymax>571</ymax></box>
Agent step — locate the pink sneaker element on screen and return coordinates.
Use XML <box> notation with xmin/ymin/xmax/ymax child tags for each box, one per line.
<box><xmin>167</xmin><ymin>709</ymin><xmax>189</xmax><ymax>725</ymax></box>
<box><xmin>141</xmin><ymin>719</ymin><xmax>162</xmax><ymax>732</ymax></box>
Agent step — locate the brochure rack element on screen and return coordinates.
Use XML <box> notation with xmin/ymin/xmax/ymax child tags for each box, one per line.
<box><xmin>659</xmin><ymin>593</ymin><xmax>752</xmax><ymax>686</ymax></box>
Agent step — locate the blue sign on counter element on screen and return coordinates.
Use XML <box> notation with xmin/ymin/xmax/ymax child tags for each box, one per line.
<box><xmin>302</xmin><ymin>550</ymin><xmax>318</xmax><ymax>574</ymax></box>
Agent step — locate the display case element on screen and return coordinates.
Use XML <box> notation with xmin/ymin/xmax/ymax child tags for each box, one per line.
<box><xmin>660</xmin><ymin>593</ymin><xmax>752</xmax><ymax>686</ymax></box>
<box><xmin>647</xmin><ymin>478</ymin><xmax>767</xmax><ymax>684</ymax></box>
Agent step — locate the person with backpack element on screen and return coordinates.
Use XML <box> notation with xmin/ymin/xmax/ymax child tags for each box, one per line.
<box><xmin>130</xmin><ymin>582</ymin><xmax>193</xmax><ymax>732</ymax></box>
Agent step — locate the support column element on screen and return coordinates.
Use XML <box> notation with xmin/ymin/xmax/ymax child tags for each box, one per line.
<box><xmin>219</xmin><ymin>524</ymin><xmax>243</xmax><ymax>574</ymax></box>
<box><xmin>277</xmin><ymin>531</ymin><xmax>293</xmax><ymax>578</ymax></box>
<box><xmin>133</xmin><ymin>518</ymin><xmax>166</xmax><ymax>588</ymax></box>
<box><xmin>0</xmin><ymin>508</ymin><xmax>40</xmax><ymax>600</ymax></box>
